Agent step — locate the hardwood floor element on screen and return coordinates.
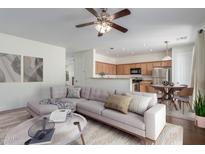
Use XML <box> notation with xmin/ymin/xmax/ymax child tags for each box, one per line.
<box><xmin>167</xmin><ymin>116</ymin><xmax>205</xmax><ymax>145</ymax></box>
<box><xmin>1</xmin><ymin>108</ymin><xmax>205</xmax><ymax>145</ymax></box>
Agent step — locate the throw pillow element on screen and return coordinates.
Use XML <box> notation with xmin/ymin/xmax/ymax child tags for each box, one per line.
<box><xmin>104</xmin><ymin>95</ymin><xmax>133</xmax><ymax>114</ymax></box>
<box><xmin>126</xmin><ymin>93</ymin><xmax>152</xmax><ymax>115</ymax></box>
<box><xmin>67</xmin><ymin>87</ymin><xmax>81</xmax><ymax>98</ymax></box>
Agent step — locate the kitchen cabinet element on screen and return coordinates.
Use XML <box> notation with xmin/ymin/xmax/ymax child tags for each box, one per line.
<box><xmin>112</xmin><ymin>64</ymin><xmax>117</xmax><ymax>75</ymax></box>
<box><xmin>96</xmin><ymin>61</ymin><xmax>116</xmax><ymax>75</ymax></box>
<box><xmin>153</xmin><ymin>62</ymin><xmax>161</xmax><ymax>68</ymax></box>
<box><xmin>96</xmin><ymin>61</ymin><xmax>103</xmax><ymax>74</ymax></box>
<box><xmin>146</xmin><ymin>62</ymin><xmax>153</xmax><ymax>75</ymax></box>
<box><xmin>97</xmin><ymin>60</ymin><xmax>171</xmax><ymax>75</ymax></box>
<box><xmin>161</xmin><ymin>60</ymin><xmax>171</xmax><ymax>67</ymax></box>
<box><xmin>123</xmin><ymin>64</ymin><xmax>131</xmax><ymax>75</ymax></box>
<box><xmin>116</xmin><ymin>64</ymin><xmax>124</xmax><ymax>75</ymax></box>
<box><xmin>140</xmin><ymin>80</ymin><xmax>154</xmax><ymax>92</ymax></box>
<box><xmin>140</xmin><ymin>63</ymin><xmax>147</xmax><ymax>75</ymax></box>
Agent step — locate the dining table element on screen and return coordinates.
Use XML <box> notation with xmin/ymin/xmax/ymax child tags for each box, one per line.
<box><xmin>151</xmin><ymin>84</ymin><xmax>187</xmax><ymax>110</ymax></box>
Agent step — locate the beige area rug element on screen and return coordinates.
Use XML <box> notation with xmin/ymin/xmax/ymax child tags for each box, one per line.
<box><xmin>0</xmin><ymin>108</ymin><xmax>183</xmax><ymax>145</ymax></box>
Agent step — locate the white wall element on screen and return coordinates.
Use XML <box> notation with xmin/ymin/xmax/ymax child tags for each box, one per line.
<box><xmin>115</xmin><ymin>51</ymin><xmax>168</xmax><ymax>64</ymax></box>
<box><xmin>0</xmin><ymin>33</ymin><xmax>66</xmax><ymax>111</ymax></box>
<box><xmin>95</xmin><ymin>53</ymin><xmax>116</xmax><ymax>64</ymax></box>
<box><xmin>172</xmin><ymin>44</ymin><xmax>194</xmax><ymax>85</ymax></box>
<box><xmin>96</xmin><ymin>51</ymin><xmax>167</xmax><ymax>64</ymax></box>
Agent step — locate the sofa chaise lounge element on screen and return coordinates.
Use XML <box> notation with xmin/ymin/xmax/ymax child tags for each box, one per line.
<box><xmin>27</xmin><ymin>86</ymin><xmax>166</xmax><ymax>141</ymax></box>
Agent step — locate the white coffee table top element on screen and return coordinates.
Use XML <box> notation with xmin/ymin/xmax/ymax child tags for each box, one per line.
<box><xmin>4</xmin><ymin>113</ymin><xmax>87</xmax><ymax>145</ymax></box>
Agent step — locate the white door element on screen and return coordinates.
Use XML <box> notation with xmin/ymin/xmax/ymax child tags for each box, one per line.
<box><xmin>74</xmin><ymin>54</ymin><xmax>85</xmax><ymax>86</ymax></box>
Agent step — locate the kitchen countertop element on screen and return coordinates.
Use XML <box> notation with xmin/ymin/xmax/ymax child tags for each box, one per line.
<box><xmin>91</xmin><ymin>77</ymin><xmax>131</xmax><ymax>80</ymax></box>
<box><xmin>92</xmin><ymin>75</ymin><xmax>153</xmax><ymax>80</ymax></box>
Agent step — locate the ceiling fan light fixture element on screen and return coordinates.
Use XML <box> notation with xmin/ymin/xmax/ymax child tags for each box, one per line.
<box><xmin>95</xmin><ymin>22</ymin><xmax>112</xmax><ymax>34</ymax></box>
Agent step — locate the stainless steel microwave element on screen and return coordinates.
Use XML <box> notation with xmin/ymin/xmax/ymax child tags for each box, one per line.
<box><xmin>130</xmin><ymin>68</ymin><xmax>141</xmax><ymax>74</ymax></box>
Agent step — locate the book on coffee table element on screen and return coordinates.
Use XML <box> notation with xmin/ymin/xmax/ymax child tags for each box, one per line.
<box><xmin>29</xmin><ymin>128</ymin><xmax>55</xmax><ymax>145</ymax></box>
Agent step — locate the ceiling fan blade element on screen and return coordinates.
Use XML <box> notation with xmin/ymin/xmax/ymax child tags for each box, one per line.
<box><xmin>98</xmin><ymin>32</ymin><xmax>103</xmax><ymax>37</ymax></box>
<box><xmin>85</xmin><ymin>8</ymin><xmax>99</xmax><ymax>17</ymax></box>
<box><xmin>75</xmin><ymin>22</ymin><xmax>95</xmax><ymax>28</ymax></box>
<box><xmin>110</xmin><ymin>22</ymin><xmax>128</xmax><ymax>33</ymax></box>
<box><xmin>110</xmin><ymin>9</ymin><xmax>131</xmax><ymax>20</ymax></box>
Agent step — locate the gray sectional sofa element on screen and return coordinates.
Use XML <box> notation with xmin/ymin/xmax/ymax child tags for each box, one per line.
<box><xmin>27</xmin><ymin>86</ymin><xmax>166</xmax><ymax>141</ymax></box>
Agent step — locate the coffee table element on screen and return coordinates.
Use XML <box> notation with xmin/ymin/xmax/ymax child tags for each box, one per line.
<box><xmin>4</xmin><ymin>113</ymin><xmax>87</xmax><ymax>145</ymax></box>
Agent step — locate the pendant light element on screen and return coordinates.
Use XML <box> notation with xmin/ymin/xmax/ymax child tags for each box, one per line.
<box><xmin>162</xmin><ymin>41</ymin><xmax>172</xmax><ymax>61</ymax></box>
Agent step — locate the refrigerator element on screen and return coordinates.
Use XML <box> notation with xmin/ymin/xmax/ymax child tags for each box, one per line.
<box><xmin>152</xmin><ymin>67</ymin><xmax>172</xmax><ymax>85</ymax></box>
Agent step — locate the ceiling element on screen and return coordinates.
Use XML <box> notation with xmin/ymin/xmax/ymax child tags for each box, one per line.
<box><xmin>0</xmin><ymin>8</ymin><xmax>204</xmax><ymax>57</ymax></box>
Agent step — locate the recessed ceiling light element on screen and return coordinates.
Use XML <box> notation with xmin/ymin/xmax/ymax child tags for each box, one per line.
<box><xmin>176</xmin><ymin>36</ymin><xmax>188</xmax><ymax>41</ymax></box>
<box><xmin>150</xmin><ymin>49</ymin><xmax>153</xmax><ymax>52</ymax></box>
<box><xmin>143</xmin><ymin>43</ymin><xmax>146</xmax><ymax>47</ymax></box>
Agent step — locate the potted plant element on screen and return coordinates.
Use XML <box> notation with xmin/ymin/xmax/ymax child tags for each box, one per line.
<box><xmin>194</xmin><ymin>91</ymin><xmax>205</xmax><ymax>128</ymax></box>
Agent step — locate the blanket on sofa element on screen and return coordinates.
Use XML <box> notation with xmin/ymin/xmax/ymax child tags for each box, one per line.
<box><xmin>39</xmin><ymin>98</ymin><xmax>71</xmax><ymax>109</ymax></box>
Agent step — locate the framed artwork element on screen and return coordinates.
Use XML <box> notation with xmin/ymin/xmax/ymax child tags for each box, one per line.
<box><xmin>0</xmin><ymin>52</ymin><xmax>21</xmax><ymax>82</ymax></box>
<box><xmin>23</xmin><ymin>56</ymin><xmax>43</xmax><ymax>82</ymax></box>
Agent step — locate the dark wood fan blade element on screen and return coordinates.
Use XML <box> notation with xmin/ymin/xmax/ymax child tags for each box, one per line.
<box><xmin>110</xmin><ymin>9</ymin><xmax>131</xmax><ymax>20</ymax></box>
<box><xmin>75</xmin><ymin>22</ymin><xmax>95</xmax><ymax>28</ymax></box>
<box><xmin>85</xmin><ymin>8</ymin><xmax>99</xmax><ymax>17</ymax></box>
<box><xmin>98</xmin><ymin>32</ymin><xmax>103</xmax><ymax>37</ymax></box>
<box><xmin>110</xmin><ymin>22</ymin><xmax>128</xmax><ymax>33</ymax></box>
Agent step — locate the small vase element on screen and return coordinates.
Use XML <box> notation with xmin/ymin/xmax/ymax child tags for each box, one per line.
<box><xmin>195</xmin><ymin>115</ymin><xmax>205</xmax><ymax>128</ymax></box>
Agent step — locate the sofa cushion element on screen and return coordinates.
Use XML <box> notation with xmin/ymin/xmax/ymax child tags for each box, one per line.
<box><xmin>89</xmin><ymin>88</ymin><xmax>114</xmax><ymax>103</ymax></box>
<box><xmin>132</xmin><ymin>92</ymin><xmax>157</xmax><ymax>108</ymax></box>
<box><xmin>27</xmin><ymin>101</ymin><xmax>58</xmax><ymax>115</ymax></box>
<box><xmin>77</xmin><ymin>100</ymin><xmax>105</xmax><ymax>115</ymax></box>
<box><xmin>51</xmin><ymin>86</ymin><xmax>67</xmax><ymax>98</ymax></box>
<box><xmin>67</xmin><ymin>87</ymin><xmax>81</xmax><ymax>98</ymax></box>
<box><xmin>102</xmin><ymin>109</ymin><xmax>145</xmax><ymax>130</ymax></box>
<box><xmin>80</xmin><ymin>87</ymin><xmax>91</xmax><ymax>99</ymax></box>
<box><xmin>104</xmin><ymin>95</ymin><xmax>133</xmax><ymax>114</ymax></box>
<box><xmin>126</xmin><ymin>94</ymin><xmax>152</xmax><ymax>115</ymax></box>
<box><xmin>115</xmin><ymin>90</ymin><xmax>158</xmax><ymax>108</ymax></box>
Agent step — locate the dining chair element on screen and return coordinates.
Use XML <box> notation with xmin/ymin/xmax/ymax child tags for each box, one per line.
<box><xmin>173</xmin><ymin>87</ymin><xmax>193</xmax><ymax>114</ymax></box>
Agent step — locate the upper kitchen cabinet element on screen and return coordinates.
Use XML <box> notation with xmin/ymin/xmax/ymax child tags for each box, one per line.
<box><xmin>146</xmin><ymin>62</ymin><xmax>153</xmax><ymax>75</ymax></box>
<box><xmin>140</xmin><ymin>63</ymin><xmax>147</xmax><ymax>75</ymax></box>
<box><xmin>152</xmin><ymin>61</ymin><xmax>162</xmax><ymax>67</ymax></box>
<box><xmin>96</xmin><ymin>61</ymin><xmax>116</xmax><ymax>75</ymax></box>
<box><xmin>123</xmin><ymin>64</ymin><xmax>131</xmax><ymax>75</ymax></box>
<box><xmin>96</xmin><ymin>61</ymin><xmax>103</xmax><ymax>74</ymax></box>
<box><xmin>116</xmin><ymin>64</ymin><xmax>124</xmax><ymax>75</ymax></box>
<box><xmin>97</xmin><ymin>60</ymin><xmax>172</xmax><ymax>75</ymax></box>
<box><xmin>161</xmin><ymin>60</ymin><xmax>172</xmax><ymax>67</ymax></box>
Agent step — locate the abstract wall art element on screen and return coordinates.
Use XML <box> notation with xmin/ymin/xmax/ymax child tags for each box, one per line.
<box><xmin>23</xmin><ymin>56</ymin><xmax>43</xmax><ymax>82</ymax></box>
<box><xmin>0</xmin><ymin>52</ymin><xmax>21</xmax><ymax>82</ymax></box>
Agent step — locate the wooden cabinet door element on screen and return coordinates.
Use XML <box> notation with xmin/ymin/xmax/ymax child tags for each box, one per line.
<box><xmin>108</xmin><ymin>64</ymin><xmax>113</xmax><ymax>75</ymax></box>
<box><xmin>123</xmin><ymin>64</ymin><xmax>130</xmax><ymax>75</ymax></box>
<box><xmin>135</xmin><ymin>63</ymin><xmax>141</xmax><ymax>68</ymax></box>
<box><xmin>102</xmin><ymin>63</ymin><xmax>109</xmax><ymax>74</ymax></box>
<box><xmin>167</xmin><ymin>60</ymin><xmax>172</xmax><ymax>67</ymax></box>
<box><xmin>96</xmin><ymin>61</ymin><xmax>103</xmax><ymax>74</ymax></box>
<box><xmin>161</xmin><ymin>60</ymin><xmax>172</xmax><ymax>67</ymax></box>
<box><xmin>153</xmin><ymin>62</ymin><xmax>161</xmax><ymax>67</ymax></box>
<box><xmin>140</xmin><ymin>81</ymin><xmax>154</xmax><ymax>92</ymax></box>
<box><xmin>116</xmin><ymin>64</ymin><xmax>123</xmax><ymax>75</ymax></box>
<box><xmin>140</xmin><ymin>83</ymin><xmax>147</xmax><ymax>92</ymax></box>
<box><xmin>112</xmin><ymin>64</ymin><xmax>116</xmax><ymax>75</ymax></box>
<box><xmin>146</xmin><ymin>63</ymin><xmax>153</xmax><ymax>75</ymax></box>
<box><xmin>140</xmin><ymin>63</ymin><xmax>147</xmax><ymax>75</ymax></box>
